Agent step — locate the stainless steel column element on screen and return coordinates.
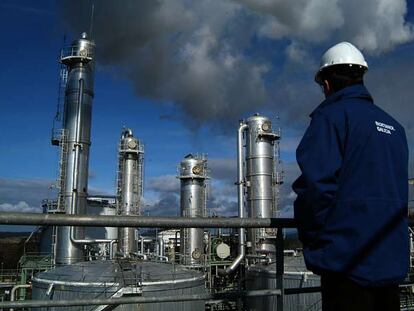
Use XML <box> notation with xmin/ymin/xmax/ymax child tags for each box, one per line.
<box><xmin>56</xmin><ymin>33</ymin><xmax>95</xmax><ymax>265</ymax></box>
<box><xmin>179</xmin><ymin>154</ymin><xmax>208</xmax><ymax>266</ymax></box>
<box><xmin>245</xmin><ymin>114</ymin><xmax>280</xmax><ymax>257</ymax></box>
<box><xmin>117</xmin><ymin>129</ymin><xmax>144</xmax><ymax>257</ymax></box>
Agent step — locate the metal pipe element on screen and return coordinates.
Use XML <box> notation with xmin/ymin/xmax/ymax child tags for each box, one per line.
<box><xmin>0</xmin><ymin>212</ymin><xmax>297</xmax><ymax>228</ymax></box>
<box><xmin>158</xmin><ymin>236</ymin><xmax>165</xmax><ymax>257</ymax></box>
<box><xmin>140</xmin><ymin>236</ymin><xmax>144</xmax><ymax>253</ymax></box>
<box><xmin>109</xmin><ymin>240</ymin><xmax>116</xmax><ymax>259</ymax></box>
<box><xmin>10</xmin><ymin>284</ymin><xmax>31</xmax><ymax>311</ymax></box>
<box><xmin>69</xmin><ymin>78</ymin><xmax>84</xmax><ymax>246</ymax></box>
<box><xmin>68</xmin><ymin>78</ymin><xmax>113</xmax><ymax>246</ymax></box>
<box><xmin>70</xmin><ymin>226</ymin><xmax>116</xmax><ymax>244</ymax></box>
<box><xmin>226</xmin><ymin>122</ymin><xmax>248</xmax><ymax>274</ymax></box>
<box><xmin>0</xmin><ymin>289</ymin><xmax>281</xmax><ymax>309</ymax></box>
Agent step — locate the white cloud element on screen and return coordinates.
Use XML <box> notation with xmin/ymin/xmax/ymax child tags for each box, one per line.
<box><xmin>0</xmin><ymin>201</ymin><xmax>41</xmax><ymax>213</ymax></box>
<box><xmin>148</xmin><ymin>175</ymin><xmax>179</xmax><ymax>193</ymax></box>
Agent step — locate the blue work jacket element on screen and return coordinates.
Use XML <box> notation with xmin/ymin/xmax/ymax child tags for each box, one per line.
<box><xmin>292</xmin><ymin>84</ymin><xmax>409</xmax><ymax>286</ymax></box>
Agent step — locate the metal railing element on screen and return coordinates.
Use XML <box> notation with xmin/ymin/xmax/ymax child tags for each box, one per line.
<box><xmin>60</xmin><ymin>46</ymin><xmax>93</xmax><ymax>62</ymax></box>
<box><xmin>0</xmin><ymin>212</ymin><xmax>298</xmax><ymax>310</ymax></box>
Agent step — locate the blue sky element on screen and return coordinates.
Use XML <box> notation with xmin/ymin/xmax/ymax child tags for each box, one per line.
<box><xmin>1</xmin><ymin>0</ymin><xmax>414</xmax><ymax>229</ymax></box>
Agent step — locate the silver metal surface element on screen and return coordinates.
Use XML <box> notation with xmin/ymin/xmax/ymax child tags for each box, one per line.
<box><xmin>226</xmin><ymin>122</ymin><xmax>248</xmax><ymax>273</ymax></box>
<box><xmin>7</xmin><ymin>289</ymin><xmax>280</xmax><ymax>309</ymax></box>
<box><xmin>245</xmin><ymin>262</ymin><xmax>321</xmax><ymax>311</ymax></box>
<box><xmin>31</xmin><ymin>260</ymin><xmax>206</xmax><ymax>311</ymax></box>
<box><xmin>55</xmin><ymin>33</ymin><xmax>96</xmax><ymax>265</ymax></box>
<box><xmin>0</xmin><ymin>212</ymin><xmax>297</xmax><ymax>228</ymax></box>
<box><xmin>178</xmin><ymin>154</ymin><xmax>208</xmax><ymax>266</ymax></box>
<box><xmin>245</xmin><ymin>114</ymin><xmax>280</xmax><ymax>257</ymax></box>
<box><xmin>117</xmin><ymin>128</ymin><xmax>144</xmax><ymax>257</ymax></box>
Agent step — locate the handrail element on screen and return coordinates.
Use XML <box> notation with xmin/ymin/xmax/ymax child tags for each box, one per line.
<box><xmin>0</xmin><ymin>212</ymin><xmax>297</xmax><ymax>228</ymax></box>
<box><xmin>1</xmin><ymin>212</ymin><xmax>412</xmax><ymax>310</ymax></box>
<box><xmin>0</xmin><ymin>289</ymin><xmax>281</xmax><ymax>309</ymax></box>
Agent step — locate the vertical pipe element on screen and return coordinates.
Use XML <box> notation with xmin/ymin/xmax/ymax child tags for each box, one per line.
<box><xmin>10</xmin><ymin>284</ymin><xmax>31</xmax><ymax>311</ymax></box>
<box><xmin>226</xmin><ymin>122</ymin><xmax>248</xmax><ymax>274</ymax></box>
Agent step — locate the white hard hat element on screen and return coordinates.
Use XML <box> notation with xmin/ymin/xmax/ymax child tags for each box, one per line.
<box><xmin>315</xmin><ymin>42</ymin><xmax>368</xmax><ymax>83</ymax></box>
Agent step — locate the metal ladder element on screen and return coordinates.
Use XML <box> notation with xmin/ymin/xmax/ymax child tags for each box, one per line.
<box><xmin>57</xmin><ymin>129</ymin><xmax>68</xmax><ymax>212</ymax></box>
<box><xmin>51</xmin><ymin>225</ymin><xmax>58</xmax><ymax>266</ymax></box>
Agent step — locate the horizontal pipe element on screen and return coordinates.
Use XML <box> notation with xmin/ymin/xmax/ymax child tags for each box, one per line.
<box><xmin>0</xmin><ymin>289</ymin><xmax>281</xmax><ymax>309</ymax></box>
<box><xmin>0</xmin><ymin>212</ymin><xmax>297</xmax><ymax>228</ymax></box>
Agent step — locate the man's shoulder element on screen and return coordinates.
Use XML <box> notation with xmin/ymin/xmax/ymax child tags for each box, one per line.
<box><xmin>318</xmin><ymin>96</ymin><xmax>396</xmax><ymax>122</ymax></box>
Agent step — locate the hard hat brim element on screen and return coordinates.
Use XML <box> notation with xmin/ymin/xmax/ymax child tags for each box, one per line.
<box><xmin>314</xmin><ymin>63</ymin><xmax>368</xmax><ymax>85</ymax></box>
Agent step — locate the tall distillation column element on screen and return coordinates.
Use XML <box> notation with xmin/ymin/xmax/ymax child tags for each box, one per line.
<box><xmin>55</xmin><ymin>33</ymin><xmax>95</xmax><ymax>265</ymax></box>
<box><xmin>116</xmin><ymin>129</ymin><xmax>144</xmax><ymax>257</ymax></box>
<box><xmin>178</xmin><ymin>154</ymin><xmax>208</xmax><ymax>267</ymax></box>
<box><xmin>245</xmin><ymin>114</ymin><xmax>281</xmax><ymax>258</ymax></box>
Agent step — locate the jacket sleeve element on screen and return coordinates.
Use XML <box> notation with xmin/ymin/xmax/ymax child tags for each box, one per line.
<box><xmin>292</xmin><ymin>113</ymin><xmax>343</xmax><ymax>246</ymax></box>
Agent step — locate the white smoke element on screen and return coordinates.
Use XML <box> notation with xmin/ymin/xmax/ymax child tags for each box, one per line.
<box><xmin>61</xmin><ymin>0</ymin><xmax>413</xmax><ymax>128</ymax></box>
<box><xmin>242</xmin><ymin>0</ymin><xmax>413</xmax><ymax>53</ymax></box>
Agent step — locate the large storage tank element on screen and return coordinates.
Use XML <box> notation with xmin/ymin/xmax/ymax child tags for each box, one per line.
<box><xmin>245</xmin><ymin>262</ymin><xmax>321</xmax><ymax>311</ymax></box>
<box><xmin>32</xmin><ymin>260</ymin><xmax>206</xmax><ymax>311</ymax></box>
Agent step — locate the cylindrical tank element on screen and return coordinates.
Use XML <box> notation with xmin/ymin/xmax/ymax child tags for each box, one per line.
<box><xmin>55</xmin><ymin>32</ymin><xmax>95</xmax><ymax>265</ymax></box>
<box><xmin>245</xmin><ymin>114</ymin><xmax>280</xmax><ymax>256</ymax></box>
<box><xmin>245</xmin><ymin>262</ymin><xmax>321</xmax><ymax>311</ymax></box>
<box><xmin>101</xmin><ymin>204</ymin><xmax>118</xmax><ymax>241</ymax></box>
<box><xmin>178</xmin><ymin>154</ymin><xmax>208</xmax><ymax>266</ymax></box>
<box><xmin>117</xmin><ymin>129</ymin><xmax>144</xmax><ymax>257</ymax></box>
<box><xmin>32</xmin><ymin>260</ymin><xmax>206</xmax><ymax>311</ymax></box>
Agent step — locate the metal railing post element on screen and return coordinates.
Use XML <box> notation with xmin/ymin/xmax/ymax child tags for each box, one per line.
<box><xmin>276</xmin><ymin>228</ymin><xmax>284</xmax><ymax>311</ymax></box>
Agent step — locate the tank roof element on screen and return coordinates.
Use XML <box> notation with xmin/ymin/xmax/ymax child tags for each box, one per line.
<box><xmin>34</xmin><ymin>260</ymin><xmax>204</xmax><ymax>286</ymax></box>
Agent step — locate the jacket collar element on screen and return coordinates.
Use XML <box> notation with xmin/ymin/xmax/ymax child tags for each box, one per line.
<box><xmin>310</xmin><ymin>84</ymin><xmax>373</xmax><ymax>117</ymax></box>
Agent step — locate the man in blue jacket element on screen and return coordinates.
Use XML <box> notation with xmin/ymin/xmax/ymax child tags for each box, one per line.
<box><xmin>293</xmin><ymin>42</ymin><xmax>409</xmax><ymax>310</ymax></box>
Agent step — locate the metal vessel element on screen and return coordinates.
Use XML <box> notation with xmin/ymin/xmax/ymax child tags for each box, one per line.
<box><xmin>116</xmin><ymin>128</ymin><xmax>144</xmax><ymax>257</ymax></box>
<box><xmin>245</xmin><ymin>114</ymin><xmax>281</xmax><ymax>257</ymax></box>
<box><xmin>178</xmin><ymin>154</ymin><xmax>208</xmax><ymax>266</ymax></box>
<box><xmin>32</xmin><ymin>260</ymin><xmax>206</xmax><ymax>311</ymax></box>
<box><xmin>55</xmin><ymin>32</ymin><xmax>96</xmax><ymax>265</ymax></box>
<box><xmin>245</xmin><ymin>262</ymin><xmax>321</xmax><ymax>311</ymax></box>
<box><xmin>226</xmin><ymin>114</ymin><xmax>282</xmax><ymax>273</ymax></box>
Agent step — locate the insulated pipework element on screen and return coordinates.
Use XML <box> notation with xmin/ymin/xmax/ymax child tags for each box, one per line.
<box><xmin>116</xmin><ymin>129</ymin><xmax>144</xmax><ymax>257</ymax></box>
<box><xmin>178</xmin><ymin>154</ymin><xmax>208</xmax><ymax>267</ymax></box>
<box><xmin>55</xmin><ymin>33</ymin><xmax>95</xmax><ymax>265</ymax></box>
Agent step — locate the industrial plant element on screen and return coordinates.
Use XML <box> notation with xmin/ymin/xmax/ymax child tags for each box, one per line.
<box><xmin>0</xmin><ymin>32</ymin><xmax>413</xmax><ymax>311</ymax></box>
